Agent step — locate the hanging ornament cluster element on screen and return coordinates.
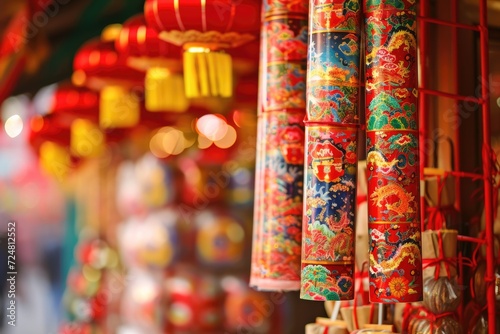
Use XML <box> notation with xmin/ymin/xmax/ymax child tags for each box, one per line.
<box><xmin>144</xmin><ymin>0</ymin><xmax>261</xmax><ymax>98</ymax></box>
<box><xmin>364</xmin><ymin>0</ymin><xmax>423</xmax><ymax>303</ymax></box>
<box><xmin>116</xmin><ymin>14</ymin><xmax>188</xmax><ymax>112</ymax></box>
<box><xmin>300</xmin><ymin>0</ymin><xmax>362</xmax><ymax>301</ymax></box>
<box><xmin>250</xmin><ymin>0</ymin><xmax>308</xmax><ymax>291</ymax></box>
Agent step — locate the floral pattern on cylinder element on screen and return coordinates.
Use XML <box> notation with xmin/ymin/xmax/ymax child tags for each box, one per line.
<box><xmin>369</xmin><ymin>222</ymin><xmax>422</xmax><ymax>302</ymax></box>
<box><xmin>251</xmin><ymin>0</ymin><xmax>308</xmax><ymax>291</ymax></box>
<box><xmin>300</xmin><ymin>125</ymin><xmax>357</xmax><ymax>301</ymax></box>
<box><xmin>256</xmin><ymin>111</ymin><xmax>305</xmax><ymax>288</ymax></box>
<box><xmin>364</xmin><ymin>0</ymin><xmax>417</xmax><ymax>13</ymax></box>
<box><xmin>261</xmin><ymin>16</ymin><xmax>308</xmax><ymax>112</ymax></box>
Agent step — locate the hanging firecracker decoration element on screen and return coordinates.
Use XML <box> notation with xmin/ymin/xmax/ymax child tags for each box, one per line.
<box><xmin>300</xmin><ymin>0</ymin><xmax>362</xmax><ymax>301</ymax></box>
<box><xmin>143</xmin><ymin>0</ymin><xmax>261</xmax><ymax>98</ymax></box>
<box><xmin>116</xmin><ymin>14</ymin><xmax>189</xmax><ymax>112</ymax></box>
<box><xmin>250</xmin><ymin>0</ymin><xmax>308</xmax><ymax>291</ymax></box>
<box><xmin>73</xmin><ymin>25</ymin><xmax>145</xmax><ymax>128</ymax></box>
<box><xmin>364</xmin><ymin>0</ymin><xmax>422</xmax><ymax>303</ymax></box>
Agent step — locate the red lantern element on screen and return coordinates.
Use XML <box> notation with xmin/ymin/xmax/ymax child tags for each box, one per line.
<box><xmin>28</xmin><ymin>113</ymin><xmax>72</xmax><ymax>151</ymax></box>
<box><xmin>28</xmin><ymin>113</ymin><xmax>77</xmax><ymax>181</ymax></box>
<box><xmin>49</xmin><ymin>84</ymin><xmax>100</xmax><ymax>121</ymax></box>
<box><xmin>47</xmin><ymin>85</ymin><xmax>105</xmax><ymax>158</ymax></box>
<box><xmin>144</xmin><ymin>0</ymin><xmax>261</xmax><ymax>98</ymax></box>
<box><xmin>73</xmin><ymin>25</ymin><xmax>145</xmax><ymax>128</ymax></box>
<box><xmin>116</xmin><ymin>14</ymin><xmax>189</xmax><ymax>112</ymax></box>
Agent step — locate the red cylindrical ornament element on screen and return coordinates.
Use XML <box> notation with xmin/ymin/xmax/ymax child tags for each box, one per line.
<box><xmin>250</xmin><ymin>0</ymin><xmax>308</xmax><ymax>291</ymax></box>
<box><xmin>364</xmin><ymin>0</ymin><xmax>423</xmax><ymax>303</ymax></box>
<box><xmin>300</xmin><ymin>0</ymin><xmax>362</xmax><ymax>301</ymax></box>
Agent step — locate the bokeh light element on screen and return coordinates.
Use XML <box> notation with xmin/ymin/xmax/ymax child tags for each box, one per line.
<box><xmin>4</xmin><ymin>114</ymin><xmax>24</xmax><ymax>138</ymax></box>
<box><xmin>214</xmin><ymin>125</ymin><xmax>237</xmax><ymax>149</ymax></box>
<box><xmin>196</xmin><ymin>114</ymin><xmax>228</xmax><ymax>141</ymax></box>
<box><xmin>150</xmin><ymin>127</ymin><xmax>190</xmax><ymax>158</ymax></box>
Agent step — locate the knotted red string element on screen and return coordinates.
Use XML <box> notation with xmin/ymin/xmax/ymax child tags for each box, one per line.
<box><xmin>426</xmin><ymin>205</ymin><xmax>457</xmax><ymax>230</ymax></box>
<box><xmin>403</xmin><ymin>304</ymin><xmax>458</xmax><ymax>332</ymax></box>
<box><xmin>421</xmin><ymin>230</ymin><xmax>457</xmax><ymax>280</ymax></box>
<box><xmin>414</xmin><ymin>306</ymin><xmax>457</xmax><ymax>332</ymax></box>
<box><xmin>401</xmin><ymin>303</ymin><xmax>414</xmax><ymax>332</ymax></box>
<box><xmin>466</xmin><ymin>303</ymin><xmax>488</xmax><ymax>334</ymax></box>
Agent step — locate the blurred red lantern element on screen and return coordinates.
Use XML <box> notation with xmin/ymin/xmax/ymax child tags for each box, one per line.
<box><xmin>144</xmin><ymin>0</ymin><xmax>261</xmax><ymax>98</ymax></box>
<box><xmin>28</xmin><ymin>113</ymin><xmax>71</xmax><ymax>148</ymax></box>
<box><xmin>49</xmin><ymin>84</ymin><xmax>100</xmax><ymax>121</ymax></box>
<box><xmin>48</xmin><ymin>85</ymin><xmax>105</xmax><ymax>158</ymax></box>
<box><xmin>116</xmin><ymin>14</ymin><xmax>189</xmax><ymax>113</ymax></box>
<box><xmin>73</xmin><ymin>25</ymin><xmax>145</xmax><ymax>129</ymax></box>
<box><xmin>27</xmin><ymin>113</ymin><xmax>76</xmax><ymax>181</ymax></box>
<box><xmin>73</xmin><ymin>29</ymin><xmax>145</xmax><ymax>89</ymax></box>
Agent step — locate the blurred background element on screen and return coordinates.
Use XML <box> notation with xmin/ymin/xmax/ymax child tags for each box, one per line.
<box><xmin>1</xmin><ymin>0</ymin><xmax>500</xmax><ymax>333</ymax></box>
<box><xmin>0</xmin><ymin>0</ymin><xmax>327</xmax><ymax>333</ymax></box>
